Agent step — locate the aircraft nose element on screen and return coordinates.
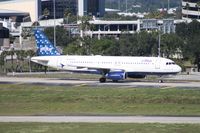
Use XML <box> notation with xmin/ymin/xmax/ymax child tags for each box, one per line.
<box><xmin>176</xmin><ymin>65</ymin><xmax>182</xmax><ymax>73</ymax></box>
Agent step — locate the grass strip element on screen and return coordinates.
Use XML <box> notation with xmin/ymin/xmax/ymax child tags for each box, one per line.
<box><xmin>0</xmin><ymin>84</ymin><xmax>200</xmax><ymax>116</ymax></box>
<box><xmin>0</xmin><ymin>123</ymin><xmax>200</xmax><ymax>133</ymax></box>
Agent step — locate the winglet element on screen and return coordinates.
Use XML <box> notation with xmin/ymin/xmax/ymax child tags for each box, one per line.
<box><xmin>33</xmin><ymin>29</ymin><xmax>60</xmax><ymax>56</ymax></box>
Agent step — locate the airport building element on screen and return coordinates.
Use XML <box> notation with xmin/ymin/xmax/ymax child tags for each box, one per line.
<box><xmin>39</xmin><ymin>0</ymin><xmax>77</xmax><ymax>19</ymax></box>
<box><xmin>182</xmin><ymin>0</ymin><xmax>200</xmax><ymax>20</ymax></box>
<box><xmin>0</xmin><ymin>0</ymin><xmax>105</xmax><ymax>22</ymax></box>
<box><xmin>0</xmin><ymin>23</ymin><xmax>9</xmax><ymax>50</ymax></box>
<box><xmin>0</xmin><ymin>0</ymin><xmax>186</xmax><ymax>50</ymax></box>
<box><xmin>78</xmin><ymin>19</ymin><xmax>178</xmax><ymax>39</ymax></box>
<box><xmin>78</xmin><ymin>0</ymin><xmax>105</xmax><ymax>17</ymax></box>
<box><xmin>0</xmin><ymin>0</ymin><xmax>39</xmax><ymax>22</ymax></box>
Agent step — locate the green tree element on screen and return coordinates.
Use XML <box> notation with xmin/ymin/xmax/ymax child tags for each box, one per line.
<box><xmin>145</xmin><ymin>11</ymin><xmax>165</xmax><ymax>19</ymax></box>
<box><xmin>64</xmin><ymin>8</ymin><xmax>72</xmax><ymax>24</ymax></box>
<box><xmin>175</xmin><ymin>22</ymin><xmax>188</xmax><ymax>38</ymax></box>
<box><xmin>78</xmin><ymin>16</ymin><xmax>92</xmax><ymax>38</ymax></box>
<box><xmin>0</xmin><ymin>51</ymin><xmax>8</xmax><ymax>73</ymax></box>
<box><xmin>44</xmin><ymin>26</ymin><xmax>70</xmax><ymax>47</ymax></box>
<box><xmin>26</xmin><ymin>50</ymin><xmax>36</xmax><ymax>72</ymax></box>
<box><xmin>0</xmin><ymin>52</ymin><xmax>5</xmax><ymax>73</ymax></box>
<box><xmin>119</xmin><ymin>31</ymin><xmax>157</xmax><ymax>56</ymax></box>
<box><xmin>176</xmin><ymin>20</ymin><xmax>200</xmax><ymax>70</ymax></box>
<box><xmin>91</xmin><ymin>37</ymin><xmax>120</xmax><ymax>56</ymax></box>
<box><xmin>160</xmin><ymin>33</ymin><xmax>183</xmax><ymax>58</ymax></box>
<box><xmin>119</xmin><ymin>34</ymin><xmax>135</xmax><ymax>56</ymax></box>
<box><xmin>63</xmin><ymin>39</ymin><xmax>85</xmax><ymax>55</ymax></box>
<box><xmin>43</xmin><ymin>8</ymin><xmax>50</xmax><ymax>19</ymax></box>
<box><xmin>15</xmin><ymin>50</ymin><xmax>26</xmax><ymax>72</ymax></box>
<box><xmin>77</xmin><ymin>36</ymin><xmax>94</xmax><ymax>55</ymax></box>
<box><xmin>136</xmin><ymin>31</ymin><xmax>157</xmax><ymax>56</ymax></box>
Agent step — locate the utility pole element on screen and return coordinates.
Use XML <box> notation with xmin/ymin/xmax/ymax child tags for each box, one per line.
<box><xmin>168</xmin><ymin>0</ymin><xmax>170</xmax><ymax>11</ymax></box>
<box><xmin>118</xmin><ymin>0</ymin><xmax>120</xmax><ymax>10</ymax></box>
<box><xmin>53</xmin><ymin>0</ymin><xmax>56</xmax><ymax>47</ymax></box>
<box><xmin>126</xmin><ymin>0</ymin><xmax>127</xmax><ymax>13</ymax></box>
<box><xmin>158</xmin><ymin>32</ymin><xmax>161</xmax><ymax>57</ymax></box>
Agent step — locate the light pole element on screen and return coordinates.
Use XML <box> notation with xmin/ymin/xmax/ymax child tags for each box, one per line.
<box><xmin>157</xmin><ymin>26</ymin><xmax>162</xmax><ymax>57</ymax></box>
<box><xmin>53</xmin><ymin>0</ymin><xmax>56</xmax><ymax>47</ymax></box>
<box><xmin>158</xmin><ymin>31</ymin><xmax>161</xmax><ymax>57</ymax></box>
<box><xmin>118</xmin><ymin>0</ymin><xmax>120</xmax><ymax>10</ymax></box>
<box><xmin>126</xmin><ymin>0</ymin><xmax>127</xmax><ymax>13</ymax></box>
<box><xmin>168</xmin><ymin>0</ymin><xmax>170</xmax><ymax>11</ymax></box>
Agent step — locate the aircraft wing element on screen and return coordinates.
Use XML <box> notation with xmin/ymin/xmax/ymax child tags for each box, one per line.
<box><xmin>67</xmin><ymin>63</ymin><xmax>125</xmax><ymax>72</ymax></box>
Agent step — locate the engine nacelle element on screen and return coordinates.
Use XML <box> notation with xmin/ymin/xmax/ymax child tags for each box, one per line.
<box><xmin>127</xmin><ymin>73</ymin><xmax>146</xmax><ymax>79</ymax></box>
<box><xmin>106</xmin><ymin>71</ymin><xmax>126</xmax><ymax>81</ymax></box>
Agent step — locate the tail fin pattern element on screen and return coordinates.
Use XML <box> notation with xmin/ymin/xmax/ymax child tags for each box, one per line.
<box><xmin>34</xmin><ymin>29</ymin><xmax>60</xmax><ymax>56</ymax></box>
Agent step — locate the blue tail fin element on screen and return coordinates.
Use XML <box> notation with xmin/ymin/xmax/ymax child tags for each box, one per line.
<box><xmin>34</xmin><ymin>29</ymin><xmax>60</xmax><ymax>56</ymax></box>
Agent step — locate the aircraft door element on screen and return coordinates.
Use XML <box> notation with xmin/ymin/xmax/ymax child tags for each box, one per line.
<box><xmin>155</xmin><ymin>58</ymin><xmax>160</xmax><ymax>69</ymax></box>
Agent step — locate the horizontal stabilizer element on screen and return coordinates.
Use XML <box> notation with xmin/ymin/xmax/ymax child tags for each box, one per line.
<box><xmin>31</xmin><ymin>57</ymin><xmax>49</xmax><ymax>66</ymax></box>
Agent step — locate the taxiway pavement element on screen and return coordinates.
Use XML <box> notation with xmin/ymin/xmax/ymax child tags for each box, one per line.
<box><xmin>0</xmin><ymin>116</ymin><xmax>200</xmax><ymax>124</ymax></box>
<box><xmin>1</xmin><ymin>76</ymin><xmax>200</xmax><ymax>88</ymax></box>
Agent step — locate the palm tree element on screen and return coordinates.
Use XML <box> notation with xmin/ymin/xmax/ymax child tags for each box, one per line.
<box><xmin>64</xmin><ymin>8</ymin><xmax>72</xmax><ymax>24</ymax></box>
<box><xmin>0</xmin><ymin>51</ymin><xmax>7</xmax><ymax>73</ymax></box>
<box><xmin>21</xmin><ymin>27</ymin><xmax>32</xmax><ymax>39</ymax></box>
<box><xmin>2</xmin><ymin>51</ymin><xmax>9</xmax><ymax>73</ymax></box>
<box><xmin>78</xmin><ymin>16</ymin><xmax>91</xmax><ymax>38</ymax></box>
<box><xmin>43</xmin><ymin>8</ymin><xmax>50</xmax><ymax>20</ymax></box>
<box><xmin>8</xmin><ymin>50</ymin><xmax>14</xmax><ymax>73</ymax></box>
<box><xmin>16</xmin><ymin>50</ymin><xmax>26</xmax><ymax>72</ymax></box>
<box><xmin>26</xmin><ymin>50</ymin><xmax>35</xmax><ymax>72</ymax></box>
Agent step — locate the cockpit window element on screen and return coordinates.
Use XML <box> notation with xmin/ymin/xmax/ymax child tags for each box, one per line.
<box><xmin>166</xmin><ymin>62</ymin><xmax>176</xmax><ymax>65</ymax></box>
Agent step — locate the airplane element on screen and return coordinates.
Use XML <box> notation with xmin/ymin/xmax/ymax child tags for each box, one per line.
<box><xmin>31</xmin><ymin>29</ymin><xmax>182</xmax><ymax>83</ymax></box>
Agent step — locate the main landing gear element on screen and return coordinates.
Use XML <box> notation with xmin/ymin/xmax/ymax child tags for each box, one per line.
<box><xmin>99</xmin><ymin>77</ymin><xmax>120</xmax><ymax>83</ymax></box>
<box><xmin>99</xmin><ymin>77</ymin><xmax>106</xmax><ymax>83</ymax></box>
<box><xmin>158</xmin><ymin>76</ymin><xmax>164</xmax><ymax>83</ymax></box>
<box><xmin>99</xmin><ymin>69</ymin><xmax>109</xmax><ymax>83</ymax></box>
<box><xmin>99</xmin><ymin>77</ymin><xmax>119</xmax><ymax>83</ymax></box>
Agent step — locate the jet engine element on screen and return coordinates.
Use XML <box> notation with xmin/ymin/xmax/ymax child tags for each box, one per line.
<box><xmin>127</xmin><ymin>73</ymin><xmax>146</xmax><ymax>78</ymax></box>
<box><xmin>106</xmin><ymin>71</ymin><xmax>127</xmax><ymax>81</ymax></box>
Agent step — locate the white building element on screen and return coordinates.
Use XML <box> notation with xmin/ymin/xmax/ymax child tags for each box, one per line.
<box><xmin>182</xmin><ymin>0</ymin><xmax>200</xmax><ymax>21</ymax></box>
<box><xmin>77</xmin><ymin>19</ymin><xmax>178</xmax><ymax>39</ymax></box>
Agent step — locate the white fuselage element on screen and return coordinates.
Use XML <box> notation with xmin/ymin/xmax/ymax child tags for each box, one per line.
<box><xmin>31</xmin><ymin>55</ymin><xmax>182</xmax><ymax>75</ymax></box>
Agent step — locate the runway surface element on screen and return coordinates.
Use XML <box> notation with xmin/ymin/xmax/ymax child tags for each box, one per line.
<box><xmin>1</xmin><ymin>76</ymin><xmax>200</xmax><ymax>88</ymax></box>
<box><xmin>0</xmin><ymin>116</ymin><xmax>200</xmax><ymax>124</ymax></box>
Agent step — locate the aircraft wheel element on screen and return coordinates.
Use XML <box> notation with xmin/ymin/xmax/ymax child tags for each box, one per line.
<box><xmin>99</xmin><ymin>77</ymin><xmax>106</xmax><ymax>83</ymax></box>
<box><xmin>158</xmin><ymin>79</ymin><xmax>163</xmax><ymax>83</ymax></box>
